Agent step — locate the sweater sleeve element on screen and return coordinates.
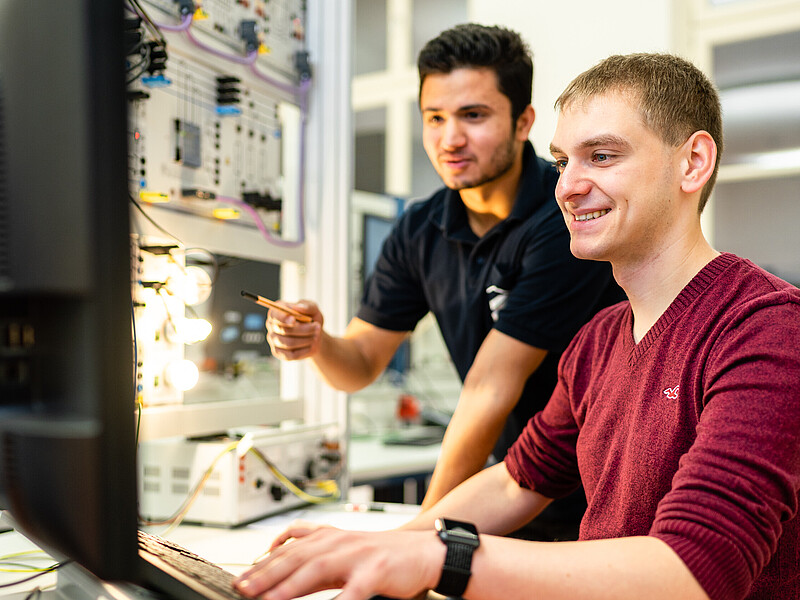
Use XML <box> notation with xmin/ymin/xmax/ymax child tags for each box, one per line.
<box><xmin>650</xmin><ymin>295</ymin><xmax>800</xmax><ymax>600</ymax></box>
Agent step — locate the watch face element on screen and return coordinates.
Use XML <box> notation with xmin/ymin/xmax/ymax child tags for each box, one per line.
<box><xmin>451</xmin><ymin>525</ymin><xmax>477</xmax><ymax>539</ymax></box>
<box><xmin>436</xmin><ymin>518</ymin><xmax>479</xmax><ymax>545</ymax></box>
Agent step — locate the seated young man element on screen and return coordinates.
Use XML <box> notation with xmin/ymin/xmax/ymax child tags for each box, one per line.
<box><xmin>234</xmin><ymin>53</ymin><xmax>800</xmax><ymax>600</ymax></box>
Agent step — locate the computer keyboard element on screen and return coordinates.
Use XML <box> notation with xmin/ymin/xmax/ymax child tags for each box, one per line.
<box><xmin>381</xmin><ymin>426</ymin><xmax>445</xmax><ymax>447</ymax></box>
<box><xmin>138</xmin><ymin>529</ymin><xmax>251</xmax><ymax>600</ymax></box>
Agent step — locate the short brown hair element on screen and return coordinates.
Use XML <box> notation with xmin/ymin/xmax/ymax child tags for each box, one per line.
<box><xmin>556</xmin><ymin>53</ymin><xmax>723</xmax><ymax>213</ymax></box>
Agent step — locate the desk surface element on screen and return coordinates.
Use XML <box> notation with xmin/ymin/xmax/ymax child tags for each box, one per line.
<box><xmin>0</xmin><ymin>523</ymin><xmax>59</xmax><ymax>598</ymax></box>
<box><xmin>165</xmin><ymin>502</ymin><xmax>420</xmax><ymax>573</ymax></box>
<box><xmin>0</xmin><ymin>503</ymin><xmax>420</xmax><ymax>600</ymax></box>
<box><xmin>348</xmin><ymin>435</ymin><xmax>441</xmax><ymax>485</ymax></box>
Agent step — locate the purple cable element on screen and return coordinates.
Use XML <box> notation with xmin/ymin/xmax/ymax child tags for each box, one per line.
<box><xmin>128</xmin><ymin>4</ymin><xmax>311</xmax><ymax>248</ymax></box>
<box><xmin>215</xmin><ymin>196</ymin><xmax>304</xmax><ymax>248</ymax></box>
<box><xmin>157</xmin><ymin>12</ymin><xmax>193</xmax><ymax>32</ymax></box>
<box><xmin>214</xmin><ymin>79</ymin><xmax>310</xmax><ymax>248</ymax></box>
<box><xmin>125</xmin><ymin>4</ymin><xmax>192</xmax><ymax>33</ymax></box>
<box><xmin>249</xmin><ymin>60</ymin><xmax>298</xmax><ymax>96</ymax></box>
<box><xmin>185</xmin><ymin>27</ymin><xmax>258</xmax><ymax>65</ymax></box>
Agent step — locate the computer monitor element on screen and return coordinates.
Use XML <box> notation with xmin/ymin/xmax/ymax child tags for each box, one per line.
<box><xmin>0</xmin><ymin>0</ymin><xmax>140</xmax><ymax>581</ymax></box>
<box><xmin>361</xmin><ymin>212</ymin><xmax>409</xmax><ymax>375</ymax></box>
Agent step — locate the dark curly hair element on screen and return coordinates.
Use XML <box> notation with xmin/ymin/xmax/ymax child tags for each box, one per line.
<box><xmin>417</xmin><ymin>23</ymin><xmax>533</xmax><ymax>123</ymax></box>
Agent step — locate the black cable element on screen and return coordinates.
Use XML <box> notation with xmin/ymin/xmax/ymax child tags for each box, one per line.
<box><xmin>136</xmin><ymin>394</ymin><xmax>143</xmax><ymax>447</ymax></box>
<box><xmin>129</xmin><ymin>194</ymin><xmax>184</xmax><ymax>245</ymax></box>
<box><xmin>125</xmin><ymin>0</ymin><xmax>166</xmax><ymax>85</ymax></box>
<box><xmin>0</xmin><ymin>561</ymin><xmax>71</xmax><ymax>589</ymax></box>
<box><xmin>127</xmin><ymin>61</ymin><xmax>150</xmax><ymax>85</ymax></box>
<box><xmin>185</xmin><ymin>247</ymin><xmax>221</xmax><ymax>286</ymax></box>
<box><xmin>126</xmin><ymin>39</ymin><xmax>147</xmax><ymax>60</ymax></box>
<box><xmin>132</xmin><ymin>297</ymin><xmax>142</xmax><ymax>449</ymax></box>
<box><xmin>126</xmin><ymin>0</ymin><xmax>166</xmax><ymax>46</ymax></box>
<box><xmin>126</xmin><ymin>45</ymin><xmax>151</xmax><ymax>84</ymax></box>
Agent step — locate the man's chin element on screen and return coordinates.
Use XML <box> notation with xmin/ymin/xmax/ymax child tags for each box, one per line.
<box><xmin>439</xmin><ymin>175</ymin><xmax>476</xmax><ymax>191</ymax></box>
<box><xmin>569</xmin><ymin>244</ymin><xmax>605</xmax><ymax>262</ymax></box>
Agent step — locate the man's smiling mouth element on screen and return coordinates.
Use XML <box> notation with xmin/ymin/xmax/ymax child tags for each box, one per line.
<box><xmin>575</xmin><ymin>209</ymin><xmax>610</xmax><ymax>222</ymax></box>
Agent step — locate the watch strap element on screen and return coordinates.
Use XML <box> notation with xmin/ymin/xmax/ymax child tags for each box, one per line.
<box><xmin>435</xmin><ymin>540</ymin><xmax>474</xmax><ymax>597</ymax></box>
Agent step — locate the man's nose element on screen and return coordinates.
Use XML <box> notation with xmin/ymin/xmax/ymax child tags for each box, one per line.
<box><xmin>555</xmin><ymin>161</ymin><xmax>591</xmax><ymax>202</ymax></box>
<box><xmin>441</xmin><ymin>119</ymin><xmax>466</xmax><ymax>150</ymax></box>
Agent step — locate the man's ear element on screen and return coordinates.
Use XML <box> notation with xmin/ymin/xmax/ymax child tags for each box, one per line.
<box><xmin>515</xmin><ymin>105</ymin><xmax>536</xmax><ymax>141</ymax></box>
<box><xmin>680</xmin><ymin>130</ymin><xmax>717</xmax><ymax>194</ymax></box>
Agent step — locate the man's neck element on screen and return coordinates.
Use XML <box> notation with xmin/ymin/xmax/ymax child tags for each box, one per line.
<box><xmin>459</xmin><ymin>152</ymin><xmax>524</xmax><ymax>238</ymax></box>
<box><xmin>615</xmin><ymin>233</ymin><xmax>719</xmax><ymax>344</ymax></box>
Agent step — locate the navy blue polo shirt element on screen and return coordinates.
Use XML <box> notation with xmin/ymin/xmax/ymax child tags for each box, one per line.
<box><xmin>357</xmin><ymin>142</ymin><xmax>623</xmax><ymax>457</ymax></box>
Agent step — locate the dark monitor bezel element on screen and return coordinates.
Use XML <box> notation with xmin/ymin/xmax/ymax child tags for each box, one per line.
<box><xmin>0</xmin><ymin>0</ymin><xmax>139</xmax><ymax>581</ymax></box>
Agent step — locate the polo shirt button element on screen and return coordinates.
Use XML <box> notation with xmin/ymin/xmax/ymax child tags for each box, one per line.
<box><xmin>476</xmin><ymin>257</ymin><xmax>485</xmax><ymax>265</ymax></box>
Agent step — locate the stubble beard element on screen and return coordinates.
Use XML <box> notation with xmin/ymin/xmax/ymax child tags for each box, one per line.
<box><xmin>443</xmin><ymin>135</ymin><xmax>517</xmax><ymax>191</ymax></box>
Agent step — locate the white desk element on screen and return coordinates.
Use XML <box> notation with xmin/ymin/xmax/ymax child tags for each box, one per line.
<box><xmin>164</xmin><ymin>502</ymin><xmax>420</xmax><ymax>570</ymax></box>
<box><xmin>348</xmin><ymin>435</ymin><xmax>441</xmax><ymax>485</ymax></box>
<box><xmin>0</xmin><ymin>429</ymin><xmax>441</xmax><ymax>599</ymax></box>
<box><xmin>0</xmin><ymin>503</ymin><xmax>420</xmax><ymax>600</ymax></box>
<box><xmin>348</xmin><ymin>433</ymin><xmax>442</xmax><ymax>505</ymax></box>
<box><xmin>0</xmin><ymin>520</ymin><xmax>59</xmax><ymax>599</ymax></box>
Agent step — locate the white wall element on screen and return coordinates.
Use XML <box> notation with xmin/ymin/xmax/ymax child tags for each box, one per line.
<box><xmin>468</xmin><ymin>0</ymin><xmax>674</xmax><ymax>156</ymax></box>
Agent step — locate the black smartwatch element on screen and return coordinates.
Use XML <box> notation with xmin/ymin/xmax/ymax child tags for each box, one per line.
<box><xmin>434</xmin><ymin>518</ymin><xmax>480</xmax><ymax>597</ymax></box>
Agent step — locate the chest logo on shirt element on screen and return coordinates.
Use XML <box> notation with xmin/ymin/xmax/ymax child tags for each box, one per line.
<box><xmin>662</xmin><ymin>385</ymin><xmax>680</xmax><ymax>400</ymax></box>
<box><xmin>485</xmin><ymin>284</ymin><xmax>509</xmax><ymax>322</ymax></box>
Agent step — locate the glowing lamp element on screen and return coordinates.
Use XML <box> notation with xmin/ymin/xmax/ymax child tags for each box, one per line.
<box><xmin>165</xmin><ymin>265</ymin><xmax>212</xmax><ymax>306</ymax></box>
<box><xmin>173</xmin><ymin>317</ymin><xmax>213</xmax><ymax>344</ymax></box>
<box><xmin>164</xmin><ymin>359</ymin><xmax>200</xmax><ymax>391</ymax></box>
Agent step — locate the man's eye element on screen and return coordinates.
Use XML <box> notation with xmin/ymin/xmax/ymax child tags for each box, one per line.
<box><xmin>427</xmin><ymin>115</ymin><xmax>443</xmax><ymax>125</ymax></box>
<box><xmin>593</xmin><ymin>153</ymin><xmax>611</xmax><ymax>163</ymax></box>
<box><xmin>554</xmin><ymin>159</ymin><xmax>567</xmax><ymax>173</ymax></box>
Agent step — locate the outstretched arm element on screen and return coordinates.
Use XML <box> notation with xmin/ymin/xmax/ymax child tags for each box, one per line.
<box><xmin>266</xmin><ymin>301</ymin><xmax>407</xmax><ymax>393</ymax></box>
<box><xmin>422</xmin><ymin>329</ymin><xmax>547</xmax><ymax>508</ymax></box>
<box><xmin>234</xmin><ymin>464</ymin><xmax>708</xmax><ymax>600</ymax></box>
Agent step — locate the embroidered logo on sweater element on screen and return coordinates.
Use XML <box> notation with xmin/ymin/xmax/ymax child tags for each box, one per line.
<box><xmin>663</xmin><ymin>385</ymin><xmax>680</xmax><ymax>400</ymax></box>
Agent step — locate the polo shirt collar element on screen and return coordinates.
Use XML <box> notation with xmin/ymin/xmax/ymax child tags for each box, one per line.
<box><xmin>436</xmin><ymin>141</ymin><xmax>543</xmax><ymax>243</ymax></box>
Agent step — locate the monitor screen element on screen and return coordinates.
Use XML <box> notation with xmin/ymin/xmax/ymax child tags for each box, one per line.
<box><xmin>0</xmin><ymin>0</ymin><xmax>140</xmax><ymax>581</ymax></box>
<box><xmin>361</xmin><ymin>212</ymin><xmax>409</xmax><ymax>375</ymax></box>
<box><xmin>199</xmin><ymin>254</ymin><xmax>280</xmax><ymax>374</ymax></box>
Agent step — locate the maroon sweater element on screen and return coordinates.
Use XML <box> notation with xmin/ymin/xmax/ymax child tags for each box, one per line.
<box><xmin>505</xmin><ymin>253</ymin><xmax>800</xmax><ymax>599</ymax></box>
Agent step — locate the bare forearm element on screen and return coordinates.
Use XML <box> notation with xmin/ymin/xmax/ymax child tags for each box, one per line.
<box><xmin>404</xmin><ymin>469</ymin><xmax>706</xmax><ymax>598</ymax></box>
<box><xmin>309</xmin><ymin>330</ymin><xmax>381</xmax><ymax>392</ymax></box>
<box><xmin>309</xmin><ymin>319</ymin><xmax>408</xmax><ymax>392</ymax></box>
<box><xmin>235</xmin><ymin>470</ymin><xmax>708</xmax><ymax>600</ymax></box>
<box><xmin>422</xmin><ymin>337</ymin><xmax>545</xmax><ymax>508</ymax></box>
<box><xmin>268</xmin><ymin>311</ymin><xmax>407</xmax><ymax>393</ymax></box>
<box><xmin>405</xmin><ymin>463</ymin><xmax>549</xmax><ymax>536</ymax></box>
<box><xmin>421</xmin><ymin>418</ymin><xmax>502</xmax><ymax>509</ymax></box>
<box><xmin>466</xmin><ymin>535</ymin><xmax>708</xmax><ymax>600</ymax></box>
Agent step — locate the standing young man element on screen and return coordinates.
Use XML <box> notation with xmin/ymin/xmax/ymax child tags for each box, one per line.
<box><xmin>265</xmin><ymin>24</ymin><xmax>621</xmax><ymax>528</ymax></box>
<box><xmin>236</xmin><ymin>53</ymin><xmax>800</xmax><ymax>600</ymax></box>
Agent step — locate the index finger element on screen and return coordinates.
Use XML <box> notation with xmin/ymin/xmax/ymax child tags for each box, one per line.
<box><xmin>263</xmin><ymin>299</ymin><xmax>313</xmax><ymax>322</ymax></box>
<box><xmin>269</xmin><ymin>521</ymin><xmax>327</xmax><ymax>552</ymax></box>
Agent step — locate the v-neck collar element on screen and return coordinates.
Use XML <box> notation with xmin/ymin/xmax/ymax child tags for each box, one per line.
<box><xmin>624</xmin><ymin>253</ymin><xmax>739</xmax><ymax>364</ymax></box>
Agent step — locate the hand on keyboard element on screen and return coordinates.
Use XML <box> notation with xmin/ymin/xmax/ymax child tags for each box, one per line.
<box><xmin>233</xmin><ymin>521</ymin><xmax>444</xmax><ymax>600</ymax></box>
